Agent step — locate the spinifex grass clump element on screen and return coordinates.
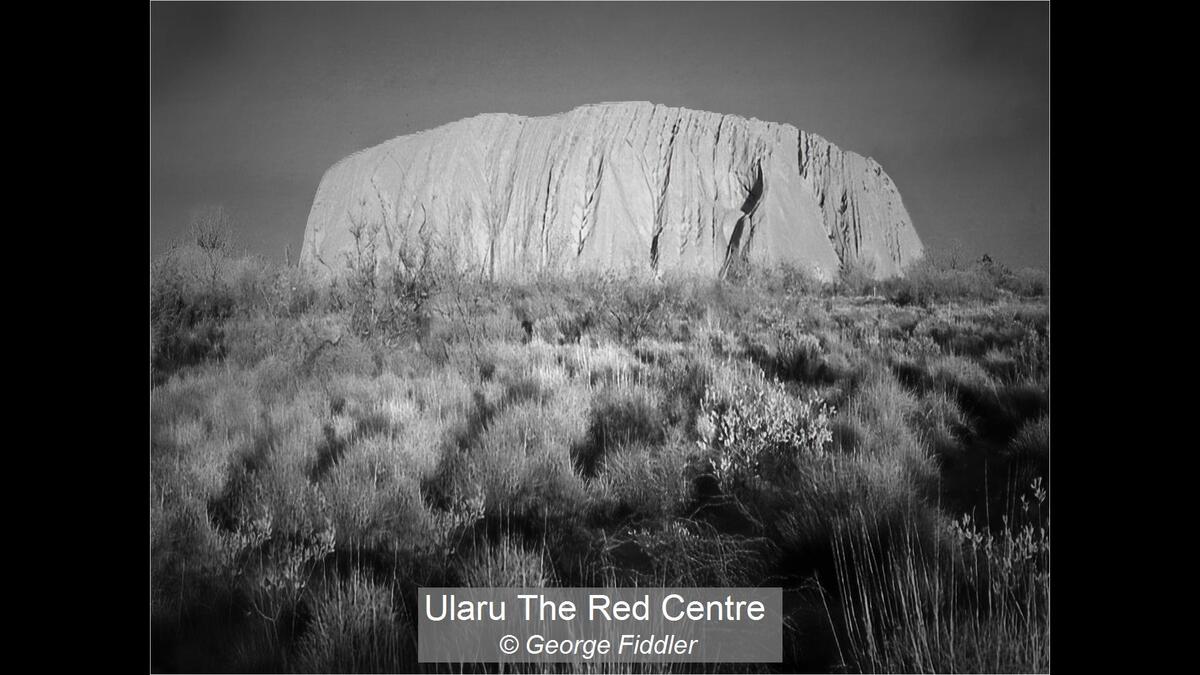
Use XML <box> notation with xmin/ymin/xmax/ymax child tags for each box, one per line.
<box><xmin>294</xmin><ymin>567</ymin><xmax>415</xmax><ymax>673</ymax></box>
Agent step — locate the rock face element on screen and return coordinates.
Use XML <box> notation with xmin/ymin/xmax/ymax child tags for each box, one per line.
<box><xmin>301</xmin><ymin>102</ymin><xmax>922</xmax><ymax>281</ymax></box>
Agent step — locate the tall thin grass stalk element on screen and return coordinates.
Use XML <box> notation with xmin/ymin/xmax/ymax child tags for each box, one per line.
<box><xmin>828</xmin><ymin>487</ymin><xmax>1048</xmax><ymax>673</ymax></box>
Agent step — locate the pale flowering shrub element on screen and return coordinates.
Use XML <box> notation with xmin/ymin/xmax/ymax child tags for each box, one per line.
<box><xmin>697</xmin><ymin>372</ymin><xmax>834</xmax><ymax>490</ymax></box>
<box><xmin>951</xmin><ymin>477</ymin><xmax>1049</xmax><ymax>577</ymax></box>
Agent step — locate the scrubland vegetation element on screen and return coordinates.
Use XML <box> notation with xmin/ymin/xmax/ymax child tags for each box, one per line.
<box><xmin>151</xmin><ymin>222</ymin><xmax>1048</xmax><ymax>673</ymax></box>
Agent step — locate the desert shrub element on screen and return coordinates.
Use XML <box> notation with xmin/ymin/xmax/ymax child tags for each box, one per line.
<box><xmin>779</xmin><ymin>263</ymin><xmax>829</xmax><ymax>296</ymax></box>
<box><xmin>424</xmin><ymin>281</ymin><xmax>523</xmax><ymax>353</ymax></box>
<box><xmin>837</xmin><ymin>257</ymin><xmax>880</xmax><ymax>296</ymax></box>
<box><xmin>604</xmin><ymin>278</ymin><xmax>670</xmax><ymax>343</ymax></box>
<box><xmin>739</xmin><ymin>262</ymin><xmax>826</xmax><ymax>298</ymax></box>
<box><xmin>328</xmin><ymin>218</ymin><xmax>438</xmax><ymax>346</ymax></box>
<box><xmin>213</xmin><ymin>505</ymin><xmax>336</xmax><ymax>667</ymax></box>
<box><xmin>223</xmin><ymin>317</ymin><xmax>291</xmax><ymax>368</ymax></box>
<box><xmin>226</xmin><ymin>255</ymin><xmax>325</xmax><ymax>319</ymax></box>
<box><xmin>697</xmin><ymin>371</ymin><xmax>834</xmax><ymax>492</ymax></box>
<box><xmin>151</xmin><ymin>210</ymin><xmax>248</xmax><ymax>379</ymax></box>
<box><xmin>151</xmin><ymin>244</ymin><xmax>334</xmax><ymax>384</ymax></box>
<box><xmin>501</xmin><ymin>274</ymin><xmax>619</xmax><ymax>346</ymax></box>
<box><xmin>225</xmin><ymin>314</ymin><xmax>367</xmax><ymax>376</ymax></box>
<box><xmin>151</xmin><ymin>489</ymin><xmax>227</xmax><ymax>623</ymax></box>
<box><xmin>971</xmin><ymin>254</ymin><xmax>1048</xmax><ymax>299</ymax></box>
<box><xmin>1002</xmin><ymin>267</ymin><xmax>1049</xmax><ymax>297</ymax></box>
<box><xmin>559</xmin><ymin>308</ymin><xmax>600</xmax><ymax>343</ymax></box>
<box><xmin>882</xmin><ymin>252</ymin><xmax>1016</xmax><ymax>306</ymax></box>
<box><xmin>282</xmin><ymin>267</ymin><xmax>323</xmax><ymax>316</ymax></box>
<box><xmin>226</xmin><ymin>255</ymin><xmax>276</xmax><ymax>313</ymax></box>
<box><xmin>153</xmin><ymin>312</ymin><xmax>229</xmax><ymax>378</ymax></box>
<box><xmin>151</xmin><ymin>255</ymin><xmax>236</xmax><ymax>380</ymax></box>
<box><xmin>188</xmin><ymin>205</ymin><xmax>236</xmax><ymax>288</ymax></box>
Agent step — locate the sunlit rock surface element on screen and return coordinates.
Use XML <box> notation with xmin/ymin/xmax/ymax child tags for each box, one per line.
<box><xmin>301</xmin><ymin>102</ymin><xmax>923</xmax><ymax>280</ymax></box>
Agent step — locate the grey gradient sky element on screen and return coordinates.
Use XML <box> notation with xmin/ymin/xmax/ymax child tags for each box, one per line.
<box><xmin>151</xmin><ymin>1</ymin><xmax>1049</xmax><ymax>268</ymax></box>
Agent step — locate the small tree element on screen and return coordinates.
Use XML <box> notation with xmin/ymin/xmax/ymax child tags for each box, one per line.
<box><xmin>189</xmin><ymin>205</ymin><xmax>234</xmax><ymax>292</ymax></box>
<box><xmin>342</xmin><ymin>214</ymin><xmax>381</xmax><ymax>335</ymax></box>
<box><xmin>337</xmin><ymin>210</ymin><xmax>440</xmax><ymax>345</ymax></box>
<box><xmin>605</xmin><ymin>277</ymin><xmax>668</xmax><ymax>344</ymax></box>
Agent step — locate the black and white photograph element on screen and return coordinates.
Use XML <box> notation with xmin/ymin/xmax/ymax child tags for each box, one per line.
<box><xmin>150</xmin><ymin>1</ymin><xmax>1050</xmax><ymax>672</ymax></box>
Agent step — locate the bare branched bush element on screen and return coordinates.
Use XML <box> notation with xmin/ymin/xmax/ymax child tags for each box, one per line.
<box><xmin>605</xmin><ymin>277</ymin><xmax>669</xmax><ymax>343</ymax></box>
<box><xmin>151</xmin><ymin>251</ymin><xmax>235</xmax><ymax>382</ymax></box>
<box><xmin>189</xmin><ymin>204</ymin><xmax>235</xmax><ymax>292</ymax></box>
<box><xmin>837</xmin><ymin>256</ymin><xmax>879</xmax><ymax>296</ymax></box>
<box><xmin>331</xmin><ymin>212</ymin><xmax>440</xmax><ymax>346</ymax></box>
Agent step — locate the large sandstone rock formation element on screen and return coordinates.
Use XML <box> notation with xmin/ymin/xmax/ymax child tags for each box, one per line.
<box><xmin>300</xmin><ymin>102</ymin><xmax>922</xmax><ymax>281</ymax></box>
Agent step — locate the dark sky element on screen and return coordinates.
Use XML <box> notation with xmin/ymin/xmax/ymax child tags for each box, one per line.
<box><xmin>151</xmin><ymin>1</ymin><xmax>1049</xmax><ymax>268</ymax></box>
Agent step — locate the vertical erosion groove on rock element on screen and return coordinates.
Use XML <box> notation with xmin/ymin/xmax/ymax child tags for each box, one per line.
<box><xmin>301</xmin><ymin>101</ymin><xmax>924</xmax><ymax>281</ymax></box>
